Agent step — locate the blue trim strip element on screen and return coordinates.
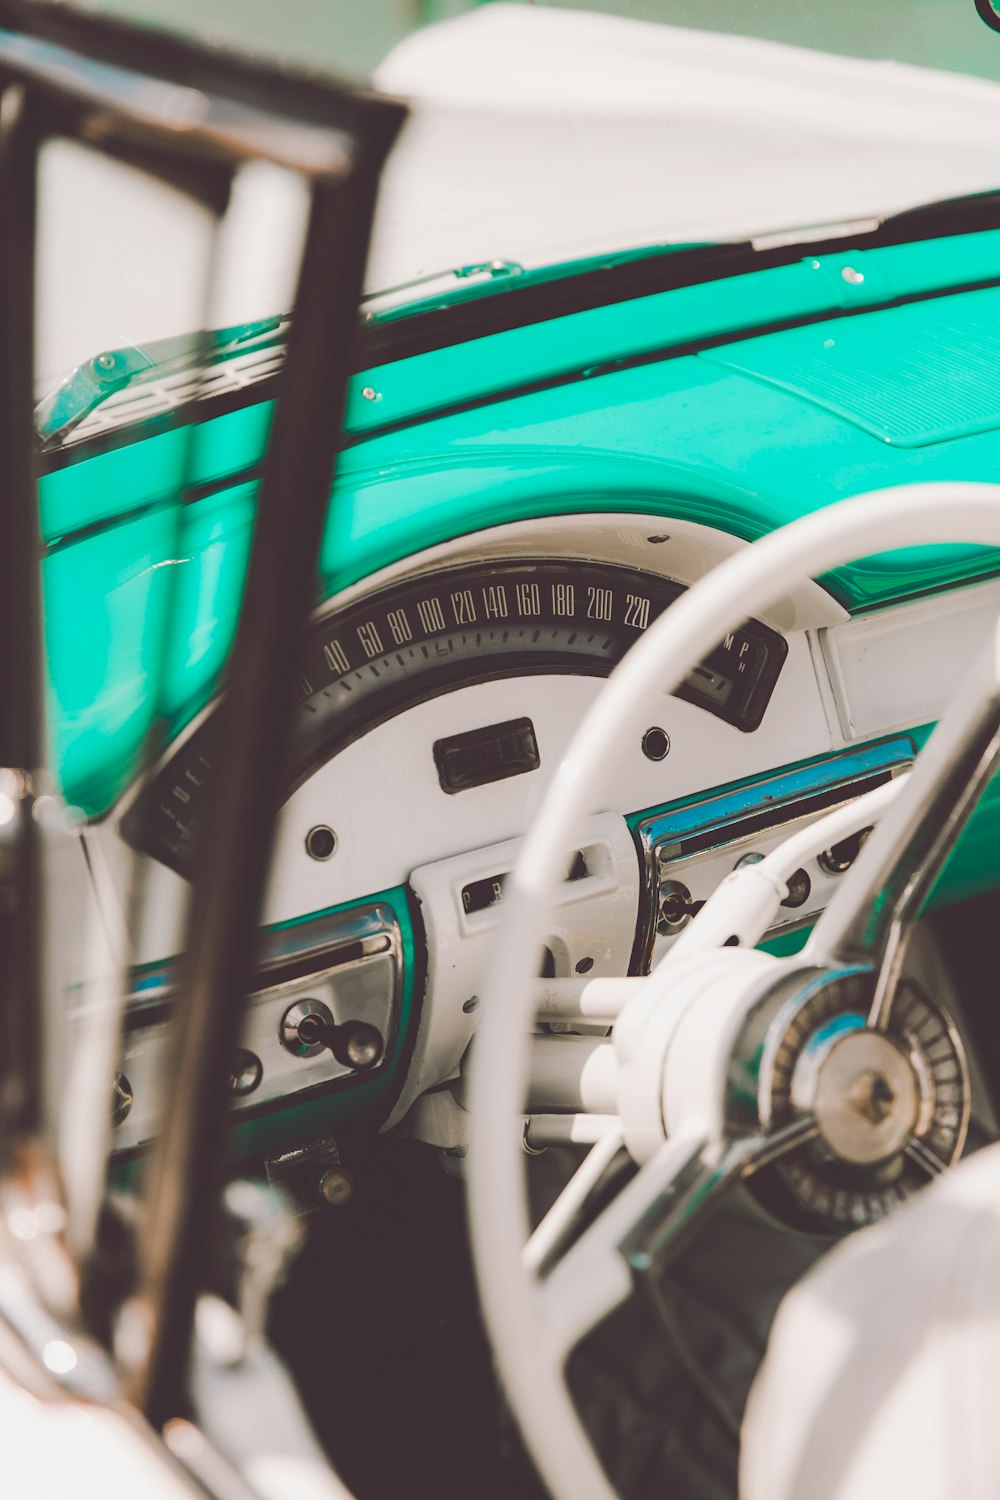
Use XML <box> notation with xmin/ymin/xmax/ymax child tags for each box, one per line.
<box><xmin>634</xmin><ymin>736</ymin><xmax>915</xmax><ymax>853</ymax></box>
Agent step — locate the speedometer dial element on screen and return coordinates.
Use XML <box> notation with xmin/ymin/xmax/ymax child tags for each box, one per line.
<box><xmin>124</xmin><ymin>559</ymin><xmax>787</xmax><ymax>876</ymax></box>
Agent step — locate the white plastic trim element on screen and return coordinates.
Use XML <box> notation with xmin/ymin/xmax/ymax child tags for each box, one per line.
<box><xmin>467</xmin><ymin>483</ymin><xmax>1000</xmax><ymax>1500</ymax></box>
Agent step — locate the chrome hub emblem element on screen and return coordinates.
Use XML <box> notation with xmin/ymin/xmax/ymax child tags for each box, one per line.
<box><xmin>802</xmin><ymin>1027</ymin><xmax>920</xmax><ymax>1167</ymax></box>
<box><xmin>757</xmin><ymin>971</ymin><xmax>969</xmax><ymax>1230</ymax></box>
<box><xmin>847</xmin><ymin>1071</ymin><xmax>896</xmax><ymax>1128</ymax></box>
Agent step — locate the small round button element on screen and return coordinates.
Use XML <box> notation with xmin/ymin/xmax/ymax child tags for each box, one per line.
<box><xmin>819</xmin><ymin>826</ymin><xmax>872</xmax><ymax>876</ymax></box>
<box><xmin>342</xmin><ymin>1022</ymin><xmax>383</xmax><ymax>1071</ymax></box>
<box><xmin>281</xmin><ymin>998</ymin><xmax>334</xmax><ymax>1057</ymax></box>
<box><xmin>319</xmin><ymin>1168</ymin><xmax>354</xmax><ymax>1208</ymax></box>
<box><xmin>781</xmin><ymin>868</ymin><xmax>812</xmax><ymax>909</ymax></box>
<box><xmin>659</xmin><ymin>879</ymin><xmax>694</xmax><ymax>932</ymax></box>
<box><xmin>642</xmin><ymin>727</ymin><xmax>671</xmax><ymax>762</ymax></box>
<box><xmin>111</xmin><ymin>1073</ymin><xmax>133</xmax><ymax>1127</ymax></box>
<box><xmin>229</xmin><ymin>1048</ymin><xmax>263</xmax><ymax>1097</ymax></box>
<box><xmin>735</xmin><ymin>851</ymin><xmax>764</xmax><ymax>870</ymax></box>
<box><xmin>305</xmin><ymin>825</ymin><xmax>337</xmax><ymax>861</ymax></box>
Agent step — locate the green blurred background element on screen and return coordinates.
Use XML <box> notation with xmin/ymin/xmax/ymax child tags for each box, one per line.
<box><xmin>70</xmin><ymin>0</ymin><xmax>1000</xmax><ymax>82</ymax></box>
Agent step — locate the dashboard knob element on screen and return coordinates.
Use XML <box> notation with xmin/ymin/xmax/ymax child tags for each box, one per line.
<box><xmin>229</xmin><ymin>1048</ymin><xmax>263</xmax><ymax>1096</ymax></box>
<box><xmin>297</xmin><ymin>1013</ymin><xmax>383</xmax><ymax>1071</ymax></box>
<box><xmin>280</xmin><ymin>998</ymin><xmax>383</xmax><ymax>1070</ymax></box>
<box><xmin>111</xmin><ymin>1072</ymin><xmax>133</xmax><ymax>1127</ymax></box>
<box><xmin>780</xmin><ymin>867</ymin><xmax>812</xmax><ymax>909</ymax></box>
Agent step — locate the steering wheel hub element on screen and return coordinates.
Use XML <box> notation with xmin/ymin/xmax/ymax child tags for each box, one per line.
<box><xmin>805</xmin><ymin>1027</ymin><xmax>919</xmax><ymax>1164</ymax></box>
<box><xmin>758</xmin><ymin>970</ymin><xmax>969</xmax><ymax>1230</ymax></box>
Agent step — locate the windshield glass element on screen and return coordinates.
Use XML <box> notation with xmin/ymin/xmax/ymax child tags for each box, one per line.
<box><xmin>365</xmin><ymin>0</ymin><xmax>1000</xmax><ymax>300</ymax></box>
<box><xmin>42</xmin><ymin>0</ymin><xmax>1000</xmax><ymax>369</ymax></box>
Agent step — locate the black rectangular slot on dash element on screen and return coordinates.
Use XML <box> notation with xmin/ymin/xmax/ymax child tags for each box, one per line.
<box><xmin>461</xmin><ymin>874</ymin><xmax>507</xmax><ymax>915</ymax></box>
<box><xmin>434</xmin><ymin>716</ymin><xmax>541</xmax><ymax>794</ymax></box>
<box><xmin>461</xmin><ymin>848</ymin><xmax>587</xmax><ymax>916</ymax></box>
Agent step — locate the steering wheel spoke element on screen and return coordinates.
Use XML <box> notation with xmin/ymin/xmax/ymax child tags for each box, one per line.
<box><xmin>904</xmin><ymin>1135</ymin><xmax>950</xmax><ymax>1180</ymax></box>
<box><xmin>536</xmin><ymin>1116</ymin><xmax>817</xmax><ymax>1368</ymax></box>
<box><xmin>618</xmin><ymin>1117</ymin><xmax>819</xmax><ymax>1276</ymax></box>
<box><xmin>807</xmin><ymin>619</ymin><xmax>1000</xmax><ymax>1030</ymax></box>
<box><xmin>536</xmin><ymin>1131</ymin><xmax>708</xmax><ymax>1364</ymax></box>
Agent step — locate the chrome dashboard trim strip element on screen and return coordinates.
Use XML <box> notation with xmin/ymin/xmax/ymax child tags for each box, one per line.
<box><xmin>107</xmin><ymin>902</ymin><xmax>404</xmax><ymax>1155</ymax></box>
<box><xmin>632</xmin><ymin>735</ymin><xmax>916</xmax><ymax>970</ymax></box>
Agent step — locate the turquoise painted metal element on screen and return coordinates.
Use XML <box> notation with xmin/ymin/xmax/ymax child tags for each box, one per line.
<box><xmin>41</xmin><ymin>227</ymin><xmax>1000</xmax><ymax>820</ymax></box>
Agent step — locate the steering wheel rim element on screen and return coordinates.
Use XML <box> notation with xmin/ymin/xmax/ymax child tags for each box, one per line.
<box><xmin>467</xmin><ymin>482</ymin><xmax>1000</xmax><ymax>1500</ymax></box>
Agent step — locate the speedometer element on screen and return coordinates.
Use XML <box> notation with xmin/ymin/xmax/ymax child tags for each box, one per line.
<box><xmin>125</xmin><ymin>559</ymin><xmax>787</xmax><ymax>876</ymax></box>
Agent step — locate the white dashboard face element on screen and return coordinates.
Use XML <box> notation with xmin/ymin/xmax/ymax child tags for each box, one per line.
<box><xmin>72</xmin><ymin>512</ymin><xmax>1000</xmax><ymax>1150</ymax></box>
<box><xmin>265</xmin><ymin>651</ymin><xmax>828</xmax><ymax>921</ymax></box>
<box><xmin>101</xmin><ymin>511</ymin><xmax>843</xmax><ymax>924</ymax></box>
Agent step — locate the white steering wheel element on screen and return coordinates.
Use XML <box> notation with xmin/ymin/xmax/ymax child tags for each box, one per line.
<box><xmin>467</xmin><ymin>483</ymin><xmax>1000</xmax><ymax>1500</ymax></box>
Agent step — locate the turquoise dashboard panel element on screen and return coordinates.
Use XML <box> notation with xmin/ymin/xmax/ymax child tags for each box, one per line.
<box><xmin>39</xmin><ymin>226</ymin><xmax>1000</xmax><ymax>817</ymax></box>
<box><xmin>702</xmin><ymin>285</ymin><xmax>1000</xmax><ymax>450</ymax></box>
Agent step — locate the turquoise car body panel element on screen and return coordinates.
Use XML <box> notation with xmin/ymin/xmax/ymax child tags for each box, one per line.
<box><xmin>41</xmin><ymin>228</ymin><xmax>1000</xmax><ymax>815</ymax></box>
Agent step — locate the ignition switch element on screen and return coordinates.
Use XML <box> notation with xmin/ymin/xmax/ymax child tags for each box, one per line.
<box><xmin>818</xmin><ymin>825</ymin><xmax>873</xmax><ymax>875</ymax></box>
<box><xmin>280</xmin><ymin>998</ymin><xmax>383</xmax><ymax>1070</ymax></box>
<box><xmin>657</xmin><ymin>879</ymin><xmax>705</xmax><ymax>934</ymax></box>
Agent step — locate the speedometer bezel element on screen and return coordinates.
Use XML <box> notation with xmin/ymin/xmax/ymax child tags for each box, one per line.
<box><xmin>123</xmin><ymin>552</ymin><xmax>787</xmax><ymax>879</ymax></box>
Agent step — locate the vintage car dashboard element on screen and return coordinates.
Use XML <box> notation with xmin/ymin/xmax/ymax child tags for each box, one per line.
<box><xmin>41</xmin><ymin>224</ymin><xmax>1000</xmax><ymax>1167</ymax></box>
<box><xmin>72</xmin><ymin>513</ymin><xmax>1000</xmax><ymax>1163</ymax></box>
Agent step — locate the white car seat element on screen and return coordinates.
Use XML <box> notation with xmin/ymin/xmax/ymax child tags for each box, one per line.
<box><xmin>742</xmin><ymin>1139</ymin><xmax>1000</xmax><ymax>1500</ymax></box>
